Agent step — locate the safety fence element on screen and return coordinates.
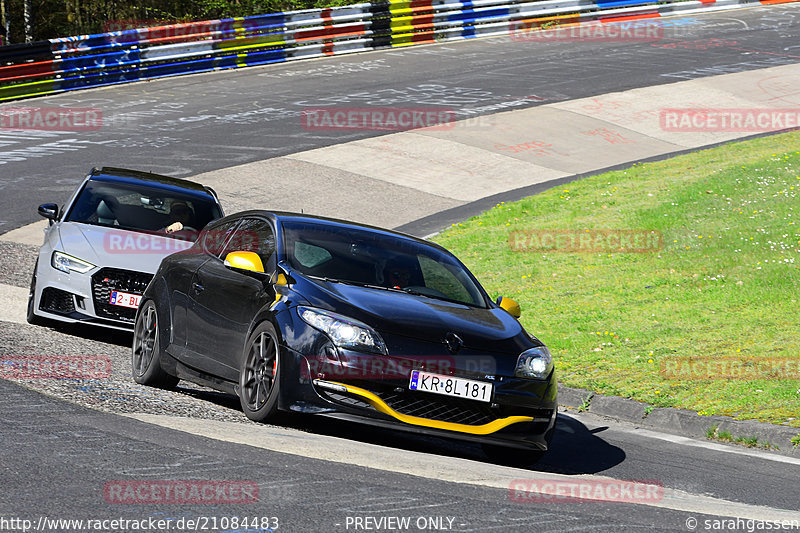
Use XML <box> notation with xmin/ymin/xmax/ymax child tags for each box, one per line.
<box><xmin>0</xmin><ymin>0</ymin><xmax>796</xmax><ymax>101</ymax></box>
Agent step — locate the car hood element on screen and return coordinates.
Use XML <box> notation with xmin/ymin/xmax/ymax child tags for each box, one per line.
<box><xmin>57</xmin><ymin>222</ymin><xmax>193</xmax><ymax>273</ymax></box>
<box><xmin>295</xmin><ymin>276</ymin><xmax>533</xmax><ymax>355</ymax></box>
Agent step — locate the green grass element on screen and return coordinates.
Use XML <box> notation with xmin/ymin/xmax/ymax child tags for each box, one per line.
<box><xmin>706</xmin><ymin>425</ymin><xmax>776</xmax><ymax>450</ymax></box>
<box><xmin>433</xmin><ymin>131</ymin><xmax>800</xmax><ymax>427</ymax></box>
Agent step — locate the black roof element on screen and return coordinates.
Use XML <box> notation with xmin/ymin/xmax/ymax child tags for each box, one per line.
<box><xmin>91</xmin><ymin>167</ymin><xmax>214</xmax><ymax>198</ymax></box>
<box><xmin>211</xmin><ymin>209</ymin><xmax>445</xmax><ymax>251</ymax></box>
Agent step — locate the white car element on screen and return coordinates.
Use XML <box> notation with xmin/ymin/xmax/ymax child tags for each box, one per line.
<box><xmin>27</xmin><ymin>167</ymin><xmax>224</xmax><ymax>330</ymax></box>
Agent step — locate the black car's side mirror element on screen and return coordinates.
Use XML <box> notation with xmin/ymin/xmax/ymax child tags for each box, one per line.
<box><xmin>224</xmin><ymin>251</ymin><xmax>268</xmax><ymax>278</ymax></box>
<box><xmin>496</xmin><ymin>296</ymin><xmax>522</xmax><ymax>319</ymax></box>
<box><xmin>38</xmin><ymin>203</ymin><xmax>59</xmax><ymax>225</ymax></box>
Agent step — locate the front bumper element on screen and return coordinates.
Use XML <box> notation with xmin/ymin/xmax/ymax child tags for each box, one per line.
<box><xmin>280</xmin><ymin>345</ymin><xmax>557</xmax><ymax>450</ymax></box>
<box><xmin>34</xmin><ymin>264</ymin><xmax>152</xmax><ymax>331</ymax></box>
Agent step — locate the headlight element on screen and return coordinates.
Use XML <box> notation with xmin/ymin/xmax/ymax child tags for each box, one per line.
<box><xmin>52</xmin><ymin>251</ymin><xmax>95</xmax><ymax>274</ymax></box>
<box><xmin>515</xmin><ymin>346</ymin><xmax>553</xmax><ymax>379</ymax></box>
<box><xmin>299</xmin><ymin>307</ymin><xmax>387</xmax><ymax>355</ymax></box>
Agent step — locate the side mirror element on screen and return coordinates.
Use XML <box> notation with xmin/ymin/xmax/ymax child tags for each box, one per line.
<box><xmin>38</xmin><ymin>203</ymin><xmax>59</xmax><ymax>224</ymax></box>
<box><xmin>223</xmin><ymin>251</ymin><xmax>265</xmax><ymax>274</ymax></box>
<box><xmin>269</xmin><ymin>270</ymin><xmax>288</xmax><ymax>286</ymax></box>
<box><xmin>496</xmin><ymin>296</ymin><xmax>521</xmax><ymax>319</ymax></box>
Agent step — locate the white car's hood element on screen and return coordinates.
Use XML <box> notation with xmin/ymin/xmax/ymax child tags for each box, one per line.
<box><xmin>57</xmin><ymin>222</ymin><xmax>194</xmax><ymax>274</ymax></box>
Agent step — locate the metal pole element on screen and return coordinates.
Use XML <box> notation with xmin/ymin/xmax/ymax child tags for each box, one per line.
<box><xmin>24</xmin><ymin>0</ymin><xmax>32</xmax><ymax>42</ymax></box>
<box><xmin>0</xmin><ymin>0</ymin><xmax>8</xmax><ymax>45</ymax></box>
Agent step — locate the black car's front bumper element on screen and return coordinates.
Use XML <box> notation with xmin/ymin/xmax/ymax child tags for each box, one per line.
<box><xmin>279</xmin><ymin>344</ymin><xmax>558</xmax><ymax>451</ymax></box>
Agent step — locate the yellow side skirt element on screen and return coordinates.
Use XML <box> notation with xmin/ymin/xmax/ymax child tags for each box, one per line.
<box><xmin>323</xmin><ymin>381</ymin><xmax>533</xmax><ymax>435</ymax></box>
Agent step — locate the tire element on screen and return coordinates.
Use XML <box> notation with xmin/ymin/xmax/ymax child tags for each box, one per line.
<box><xmin>132</xmin><ymin>300</ymin><xmax>179</xmax><ymax>389</ymax></box>
<box><xmin>239</xmin><ymin>321</ymin><xmax>281</xmax><ymax>423</ymax></box>
<box><xmin>26</xmin><ymin>260</ymin><xmax>47</xmax><ymax>326</ymax></box>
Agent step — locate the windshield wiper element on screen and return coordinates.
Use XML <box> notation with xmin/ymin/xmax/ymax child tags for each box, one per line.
<box><xmin>307</xmin><ymin>276</ymin><xmax>404</xmax><ymax>293</ymax></box>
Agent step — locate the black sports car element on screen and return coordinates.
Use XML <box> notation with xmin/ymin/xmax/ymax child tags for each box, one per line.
<box><xmin>133</xmin><ymin>211</ymin><xmax>557</xmax><ymax>459</ymax></box>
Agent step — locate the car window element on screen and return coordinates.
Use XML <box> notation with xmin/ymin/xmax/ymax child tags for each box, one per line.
<box><xmin>201</xmin><ymin>219</ymin><xmax>240</xmax><ymax>258</ymax></box>
<box><xmin>418</xmin><ymin>255</ymin><xmax>474</xmax><ymax>304</ymax></box>
<box><xmin>281</xmin><ymin>221</ymin><xmax>487</xmax><ymax>307</ymax></box>
<box><xmin>226</xmin><ymin>218</ymin><xmax>276</xmax><ymax>270</ymax></box>
<box><xmin>294</xmin><ymin>241</ymin><xmax>333</xmax><ymax>269</ymax></box>
<box><xmin>65</xmin><ymin>179</ymin><xmax>222</xmax><ymax>241</ymax></box>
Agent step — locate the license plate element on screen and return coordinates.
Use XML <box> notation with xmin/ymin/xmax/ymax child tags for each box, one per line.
<box><xmin>409</xmin><ymin>370</ymin><xmax>493</xmax><ymax>403</ymax></box>
<box><xmin>109</xmin><ymin>291</ymin><xmax>141</xmax><ymax>309</ymax></box>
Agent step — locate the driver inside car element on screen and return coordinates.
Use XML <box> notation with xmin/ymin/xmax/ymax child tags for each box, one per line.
<box><xmin>163</xmin><ymin>201</ymin><xmax>196</xmax><ymax>234</ymax></box>
<box><xmin>385</xmin><ymin>266</ymin><xmax>411</xmax><ymax>289</ymax></box>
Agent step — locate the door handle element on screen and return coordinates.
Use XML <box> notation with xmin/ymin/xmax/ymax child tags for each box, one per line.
<box><xmin>192</xmin><ymin>282</ymin><xmax>204</xmax><ymax>294</ymax></box>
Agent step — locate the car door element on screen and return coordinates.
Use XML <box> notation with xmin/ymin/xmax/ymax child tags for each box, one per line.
<box><xmin>168</xmin><ymin>218</ymin><xmax>240</xmax><ymax>367</ymax></box>
<box><xmin>186</xmin><ymin>217</ymin><xmax>277</xmax><ymax>382</ymax></box>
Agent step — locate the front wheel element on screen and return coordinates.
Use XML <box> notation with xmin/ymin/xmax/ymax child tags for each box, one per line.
<box><xmin>239</xmin><ymin>322</ymin><xmax>281</xmax><ymax>423</ymax></box>
<box><xmin>26</xmin><ymin>260</ymin><xmax>47</xmax><ymax>326</ymax></box>
<box><xmin>132</xmin><ymin>300</ymin><xmax>178</xmax><ymax>389</ymax></box>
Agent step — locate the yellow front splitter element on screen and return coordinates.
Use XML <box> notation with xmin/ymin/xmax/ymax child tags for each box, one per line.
<box><xmin>314</xmin><ymin>380</ymin><xmax>533</xmax><ymax>435</ymax></box>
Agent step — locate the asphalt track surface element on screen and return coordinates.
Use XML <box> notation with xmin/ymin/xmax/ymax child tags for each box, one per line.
<box><xmin>2</xmin><ymin>5</ymin><xmax>800</xmax><ymax>233</ymax></box>
<box><xmin>2</xmin><ymin>5</ymin><xmax>800</xmax><ymax>532</ymax></box>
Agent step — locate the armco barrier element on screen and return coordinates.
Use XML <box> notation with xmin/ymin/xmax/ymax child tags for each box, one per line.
<box><xmin>0</xmin><ymin>0</ymin><xmax>797</xmax><ymax>102</ymax></box>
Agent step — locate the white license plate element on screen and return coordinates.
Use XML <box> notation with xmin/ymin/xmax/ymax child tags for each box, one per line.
<box><xmin>409</xmin><ymin>370</ymin><xmax>493</xmax><ymax>403</ymax></box>
<box><xmin>109</xmin><ymin>291</ymin><xmax>141</xmax><ymax>309</ymax></box>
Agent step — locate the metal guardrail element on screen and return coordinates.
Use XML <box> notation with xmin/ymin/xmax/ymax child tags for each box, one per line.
<box><xmin>0</xmin><ymin>0</ymin><xmax>795</xmax><ymax>102</ymax></box>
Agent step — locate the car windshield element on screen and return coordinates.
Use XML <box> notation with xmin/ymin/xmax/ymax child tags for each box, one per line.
<box><xmin>281</xmin><ymin>221</ymin><xmax>487</xmax><ymax>307</ymax></box>
<box><xmin>65</xmin><ymin>179</ymin><xmax>222</xmax><ymax>241</ymax></box>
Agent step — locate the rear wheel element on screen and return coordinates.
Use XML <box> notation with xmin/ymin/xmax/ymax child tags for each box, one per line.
<box><xmin>132</xmin><ymin>300</ymin><xmax>178</xmax><ymax>389</ymax></box>
<box><xmin>239</xmin><ymin>322</ymin><xmax>281</xmax><ymax>423</ymax></box>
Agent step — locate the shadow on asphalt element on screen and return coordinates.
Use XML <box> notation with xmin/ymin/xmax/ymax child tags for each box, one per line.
<box><xmin>170</xmin><ymin>386</ymin><xmax>626</xmax><ymax>475</ymax></box>
<box><xmin>44</xmin><ymin>321</ymin><xmax>133</xmax><ymax>347</ymax></box>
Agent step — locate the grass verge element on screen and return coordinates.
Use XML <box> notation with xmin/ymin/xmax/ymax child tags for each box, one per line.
<box><xmin>433</xmin><ymin>130</ymin><xmax>800</xmax><ymax>427</ymax></box>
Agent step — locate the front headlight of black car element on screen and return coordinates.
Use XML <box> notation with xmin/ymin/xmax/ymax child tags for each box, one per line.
<box><xmin>299</xmin><ymin>307</ymin><xmax>388</xmax><ymax>355</ymax></box>
<box><xmin>515</xmin><ymin>346</ymin><xmax>553</xmax><ymax>379</ymax></box>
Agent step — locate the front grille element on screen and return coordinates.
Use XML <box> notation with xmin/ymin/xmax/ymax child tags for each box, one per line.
<box><xmin>375</xmin><ymin>390</ymin><xmax>498</xmax><ymax>426</ymax></box>
<box><xmin>323</xmin><ymin>391</ymin><xmax>374</xmax><ymax>411</ymax></box>
<box><xmin>40</xmin><ymin>287</ymin><xmax>76</xmax><ymax>315</ymax></box>
<box><xmin>91</xmin><ymin>268</ymin><xmax>152</xmax><ymax>323</ymax></box>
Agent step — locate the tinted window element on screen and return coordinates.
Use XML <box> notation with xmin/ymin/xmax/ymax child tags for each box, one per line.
<box><xmin>281</xmin><ymin>221</ymin><xmax>486</xmax><ymax>307</ymax></box>
<box><xmin>65</xmin><ymin>179</ymin><xmax>222</xmax><ymax>241</ymax></box>
<box><xmin>227</xmin><ymin>218</ymin><xmax>276</xmax><ymax>268</ymax></box>
<box><xmin>201</xmin><ymin>219</ymin><xmax>240</xmax><ymax>258</ymax></box>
